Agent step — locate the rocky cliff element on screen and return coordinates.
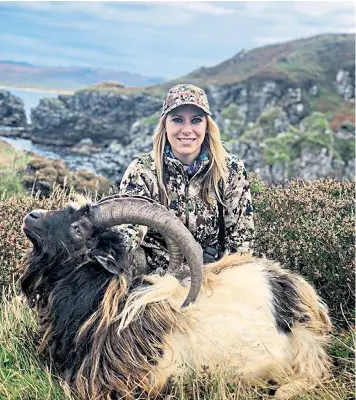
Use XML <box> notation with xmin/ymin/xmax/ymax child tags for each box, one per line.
<box><xmin>30</xmin><ymin>90</ymin><xmax>162</xmax><ymax>146</ymax></box>
<box><xmin>4</xmin><ymin>34</ymin><xmax>356</xmax><ymax>186</ymax></box>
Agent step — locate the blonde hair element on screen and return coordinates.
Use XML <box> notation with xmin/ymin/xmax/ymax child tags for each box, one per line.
<box><xmin>153</xmin><ymin>114</ymin><xmax>228</xmax><ymax>207</ymax></box>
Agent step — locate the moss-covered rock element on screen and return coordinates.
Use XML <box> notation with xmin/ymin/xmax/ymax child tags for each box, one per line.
<box><xmin>142</xmin><ymin>111</ymin><xmax>161</xmax><ymax>126</ymax></box>
<box><xmin>220</xmin><ymin>103</ymin><xmax>246</xmax><ymax>139</ymax></box>
<box><xmin>21</xmin><ymin>154</ymin><xmax>112</xmax><ymax>197</ymax></box>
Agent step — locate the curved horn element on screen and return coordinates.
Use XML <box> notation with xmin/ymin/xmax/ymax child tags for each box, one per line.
<box><xmin>99</xmin><ymin>196</ymin><xmax>185</xmax><ymax>274</ymax></box>
<box><xmin>91</xmin><ymin>195</ymin><xmax>203</xmax><ymax>308</ymax></box>
<box><xmin>166</xmin><ymin>238</ymin><xmax>184</xmax><ymax>275</ymax></box>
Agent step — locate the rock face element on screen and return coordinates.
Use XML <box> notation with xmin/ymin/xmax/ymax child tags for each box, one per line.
<box><xmin>15</xmin><ymin>34</ymin><xmax>356</xmax><ymax>186</ymax></box>
<box><xmin>335</xmin><ymin>69</ymin><xmax>355</xmax><ymax>100</ymax></box>
<box><xmin>26</xmin><ymin>68</ymin><xmax>355</xmax><ymax>186</ymax></box>
<box><xmin>206</xmin><ymin>79</ymin><xmax>308</xmax><ymax>125</ymax></box>
<box><xmin>0</xmin><ymin>90</ymin><xmax>27</xmax><ymax>127</ymax></box>
<box><xmin>30</xmin><ymin>90</ymin><xmax>162</xmax><ymax>146</ymax></box>
<box><xmin>76</xmin><ymin>119</ymin><xmax>156</xmax><ymax>183</ymax></box>
<box><xmin>225</xmin><ymin>107</ymin><xmax>355</xmax><ymax>184</ymax></box>
<box><xmin>29</xmin><ymin>76</ymin><xmax>310</xmax><ymax>148</ymax></box>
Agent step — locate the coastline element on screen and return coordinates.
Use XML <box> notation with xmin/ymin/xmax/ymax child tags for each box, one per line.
<box><xmin>0</xmin><ymin>84</ymin><xmax>74</xmax><ymax>95</ymax></box>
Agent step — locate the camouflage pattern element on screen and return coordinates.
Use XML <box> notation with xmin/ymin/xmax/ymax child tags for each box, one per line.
<box><xmin>118</xmin><ymin>151</ymin><xmax>255</xmax><ymax>273</ymax></box>
<box><xmin>161</xmin><ymin>84</ymin><xmax>211</xmax><ymax>117</ymax></box>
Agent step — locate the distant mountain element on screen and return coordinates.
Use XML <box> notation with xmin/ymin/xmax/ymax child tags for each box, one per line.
<box><xmin>181</xmin><ymin>33</ymin><xmax>354</xmax><ymax>86</ymax></box>
<box><xmin>0</xmin><ymin>62</ymin><xmax>166</xmax><ymax>90</ymax></box>
<box><xmin>147</xmin><ymin>33</ymin><xmax>354</xmax><ymax>93</ymax></box>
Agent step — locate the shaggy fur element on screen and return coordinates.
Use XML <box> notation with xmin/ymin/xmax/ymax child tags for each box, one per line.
<box><xmin>21</xmin><ymin>204</ymin><xmax>332</xmax><ymax>400</ymax></box>
<box><xmin>117</xmin><ymin>255</ymin><xmax>332</xmax><ymax>399</ymax></box>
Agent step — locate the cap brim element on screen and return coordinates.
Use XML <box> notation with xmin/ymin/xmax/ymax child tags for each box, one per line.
<box><xmin>162</xmin><ymin>102</ymin><xmax>212</xmax><ymax>117</ymax></box>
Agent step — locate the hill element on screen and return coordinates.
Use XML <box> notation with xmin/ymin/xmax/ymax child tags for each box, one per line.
<box><xmin>82</xmin><ymin>33</ymin><xmax>355</xmax><ymax>122</ymax></box>
<box><xmin>92</xmin><ymin>33</ymin><xmax>354</xmax><ymax>128</ymax></box>
<box><xmin>0</xmin><ymin>61</ymin><xmax>165</xmax><ymax>90</ymax></box>
<box><xmin>149</xmin><ymin>33</ymin><xmax>354</xmax><ymax>92</ymax></box>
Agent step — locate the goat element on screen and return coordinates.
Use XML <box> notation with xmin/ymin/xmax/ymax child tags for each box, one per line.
<box><xmin>20</xmin><ymin>195</ymin><xmax>332</xmax><ymax>399</ymax></box>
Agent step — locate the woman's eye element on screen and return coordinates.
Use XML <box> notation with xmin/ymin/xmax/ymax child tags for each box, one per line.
<box><xmin>192</xmin><ymin>118</ymin><xmax>202</xmax><ymax>124</ymax></box>
<box><xmin>172</xmin><ymin>117</ymin><xmax>183</xmax><ymax>123</ymax></box>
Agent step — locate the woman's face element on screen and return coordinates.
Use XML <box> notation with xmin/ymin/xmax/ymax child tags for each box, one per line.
<box><xmin>165</xmin><ymin>104</ymin><xmax>207</xmax><ymax>165</ymax></box>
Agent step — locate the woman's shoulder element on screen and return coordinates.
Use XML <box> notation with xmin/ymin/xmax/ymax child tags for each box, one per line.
<box><xmin>225</xmin><ymin>153</ymin><xmax>247</xmax><ymax>177</ymax></box>
<box><xmin>127</xmin><ymin>151</ymin><xmax>155</xmax><ymax>171</ymax></box>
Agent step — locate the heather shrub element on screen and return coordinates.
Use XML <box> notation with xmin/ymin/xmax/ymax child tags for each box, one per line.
<box><xmin>0</xmin><ymin>188</ymin><xmax>76</xmax><ymax>296</ymax></box>
<box><xmin>249</xmin><ymin>174</ymin><xmax>355</xmax><ymax>328</ymax></box>
<box><xmin>0</xmin><ymin>177</ymin><xmax>354</xmax><ymax>328</ymax></box>
<box><xmin>0</xmin><ymin>179</ymin><xmax>354</xmax><ymax>398</ymax></box>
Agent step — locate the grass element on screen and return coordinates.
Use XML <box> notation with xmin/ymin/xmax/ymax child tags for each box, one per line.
<box><xmin>0</xmin><ymin>140</ymin><xmax>29</xmax><ymax>200</ymax></box>
<box><xmin>0</xmin><ymin>290</ymin><xmax>75</xmax><ymax>400</ymax></box>
<box><xmin>0</xmin><ymin>285</ymin><xmax>354</xmax><ymax>399</ymax></box>
<box><xmin>0</xmin><ymin>140</ymin><xmax>28</xmax><ymax>172</ymax></box>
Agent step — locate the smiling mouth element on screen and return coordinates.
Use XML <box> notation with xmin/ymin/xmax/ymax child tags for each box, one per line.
<box><xmin>178</xmin><ymin>138</ymin><xmax>196</xmax><ymax>142</ymax></box>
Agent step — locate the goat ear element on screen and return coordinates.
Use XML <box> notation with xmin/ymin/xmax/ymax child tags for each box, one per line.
<box><xmin>88</xmin><ymin>246</ymin><xmax>120</xmax><ymax>274</ymax></box>
<box><xmin>88</xmin><ymin>230</ymin><xmax>126</xmax><ymax>274</ymax></box>
<box><xmin>94</xmin><ymin>253</ymin><xmax>119</xmax><ymax>275</ymax></box>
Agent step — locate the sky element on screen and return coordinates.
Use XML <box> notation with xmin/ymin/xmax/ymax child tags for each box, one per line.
<box><xmin>0</xmin><ymin>1</ymin><xmax>355</xmax><ymax>80</ymax></box>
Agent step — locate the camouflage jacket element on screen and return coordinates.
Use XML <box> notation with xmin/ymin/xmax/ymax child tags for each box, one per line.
<box><xmin>118</xmin><ymin>151</ymin><xmax>255</xmax><ymax>273</ymax></box>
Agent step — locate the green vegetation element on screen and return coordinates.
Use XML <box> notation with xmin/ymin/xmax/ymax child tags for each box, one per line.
<box><xmin>0</xmin><ymin>140</ymin><xmax>28</xmax><ymax>200</ymax></box>
<box><xmin>263</xmin><ymin>129</ymin><xmax>300</xmax><ymax>165</ymax></box>
<box><xmin>178</xmin><ymin>34</ymin><xmax>354</xmax><ymax>87</ymax></box>
<box><xmin>0</xmin><ymin>293</ymin><xmax>74</xmax><ymax>399</ymax></box>
<box><xmin>142</xmin><ymin>111</ymin><xmax>161</xmax><ymax>126</ymax></box>
<box><xmin>250</xmin><ymin>174</ymin><xmax>355</xmax><ymax>328</ymax></box>
<box><xmin>0</xmin><ymin>141</ymin><xmax>113</xmax><ymax>200</ymax></box>
<box><xmin>307</xmin><ymin>86</ymin><xmax>355</xmax><ymax>129</ymax></box>
<box><xmin>232</xmin><ymin>109</ymin><xmax>355</xmax><ymax>176</ymax></box>
<box><xmin>220</xmin><ymin>104</ymin><xmax>246</xmax><ymax>140</ymax></box>
<box><xmin>334</xmin><ymin>137</ymin><xmax>355</xmax><ymax>165</ymax></box>
<box><xmin>262</xmin><ymin>111</ymin><xmax>336</xmax><ymax>168</ymax></box>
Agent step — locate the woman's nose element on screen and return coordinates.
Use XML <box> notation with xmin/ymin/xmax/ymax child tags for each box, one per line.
<box><xmin>181</xmin><ymin>123</ymin><xmax>193</xmax><ymax>133</ymax></box>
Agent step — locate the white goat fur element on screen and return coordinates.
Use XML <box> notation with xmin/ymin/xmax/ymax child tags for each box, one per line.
<box><xmin>118</xmin><ymin>253</ymin><xmax>332</xmax><ymax>399</ymax></box>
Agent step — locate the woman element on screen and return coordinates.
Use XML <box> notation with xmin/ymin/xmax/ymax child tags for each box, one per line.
<box><xmin>119</xmin><ymin>83</ymin><xmax>255</xmax><ymax>273</ymax></box>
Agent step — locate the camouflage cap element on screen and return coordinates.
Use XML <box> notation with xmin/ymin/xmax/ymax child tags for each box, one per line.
<box><xmin>161</xmin><ymin>84</ymin><xmax>211</xmax><ymax>117</ymax></box>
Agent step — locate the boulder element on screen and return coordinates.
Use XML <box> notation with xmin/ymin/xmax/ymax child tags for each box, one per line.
<box><xmin>0</xmin><ymin>90</ymin><xmax>27</xmax><ymax>127</ymax></box>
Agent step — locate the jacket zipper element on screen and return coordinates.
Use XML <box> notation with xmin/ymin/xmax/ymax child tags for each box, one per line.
<box><xmin>185</xmin><ymin>180</ymin><xmax>190</xmax><ymax>229</ymax></box>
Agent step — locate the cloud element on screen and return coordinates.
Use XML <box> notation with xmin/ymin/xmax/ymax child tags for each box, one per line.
<box><xmin>334</xmin><ymin>11</ymin><xmax>356</xmax><ymax>27</ymax></box>
<box><xmin>249</xmin><ymin>1</ymin><xmax>355</xmax><ymax>47</ymax></box>
<box><xmin>0</xmin><ymin>33</ymin><xmax>135</xmax><ymax>68</ymax></box>
<box><xmin>5</xmin><ymin>1</ymin><xmax>56</xmax><ymax>11</ymax></box>
<box><xmin>7</xmin><ymin>1</ymin><xmax>195</xmax><ymax>27</ymax></box>
<box><xmin>166</xmin><ymin>1</ymin><xmax>236</xmax><ymax>16</ymax></box>
<box><xmin>293</xmin><ymin>1</ymin><xmax>355</xmax><ymax>18</ymax></box>
<box><xmin>1</xmin><ymin>1</ymin><xmax>354</xmax><ymax>78</ymax></box>
<box><xmin>253</xmin><ymin>36</ymin><xmax>292</xmax><ymax>46</ymax></box>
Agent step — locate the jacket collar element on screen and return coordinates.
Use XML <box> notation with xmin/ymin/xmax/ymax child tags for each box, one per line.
<box><xmin>163</xmin><ymin>142</ymin><xmax>210</xmax><ymax>177</ymax></box>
